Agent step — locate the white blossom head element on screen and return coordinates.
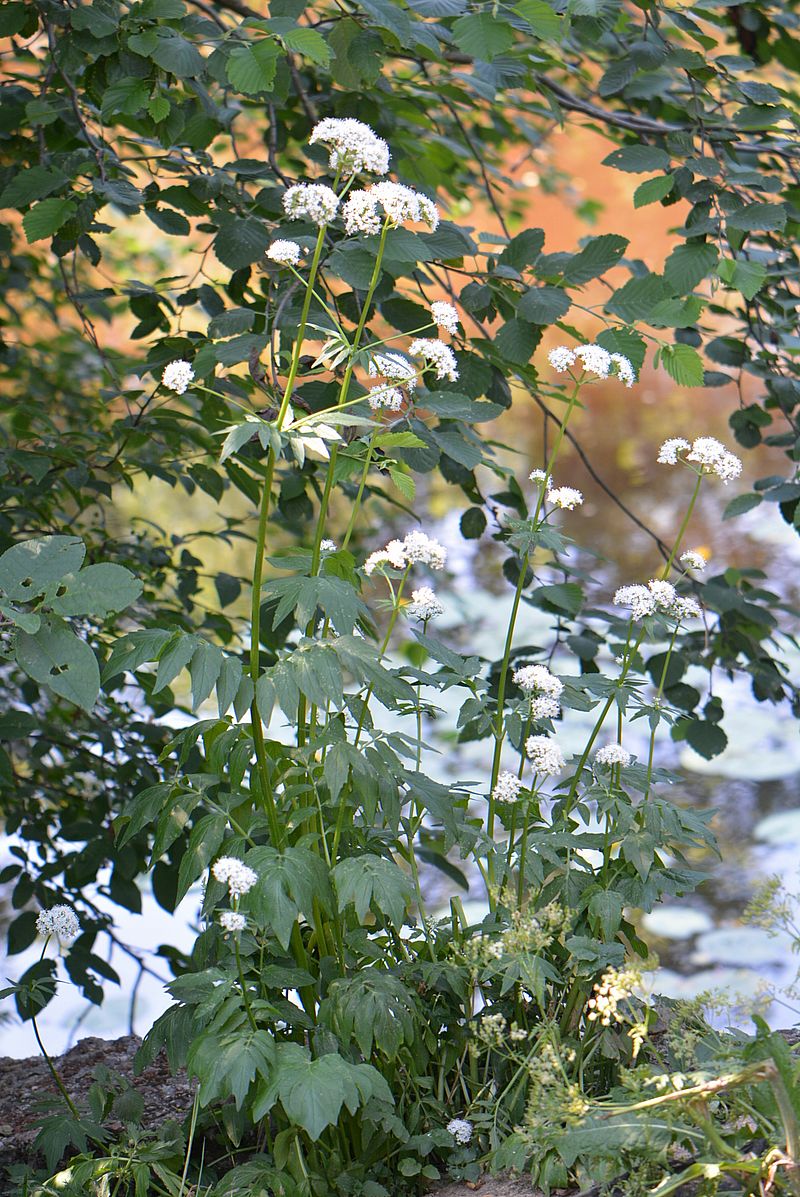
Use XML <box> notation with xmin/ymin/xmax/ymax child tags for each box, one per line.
<box><xmin>614</xmin><ymin>579</ymin><xmax>700</xmax><ymax>623</ymax></box>
<box><xmin>364</xmin><ymin>538</ymin><xmax>407</xmax><ymax>576</ymax></box>
<box><xmin>368</xmin><ymin>181</ymin><xmax>439</xmax><ymax>230</ymax></box>
<box><xmin>368</xmin><ymin>384</ymin><xmax>404</xmax><ymax>412</ymax></box>
<box><xmin>309</xmin><ymin>118</ymin><xmax>390</xmax><ymax>176</ymax></box>
<box><xmin>574</xmin><ymin>343</ymin><xmax>612</xmax><ymax>379</ymax></box>
<box><xmin>672</xmin><ymin>595</ymin><xmax>702</xmax><ymax>622</ymax></box>
<box><xmin>492</xmin><ymin>771</ymin><xmax>523</xmax><ymax>805</ymax></box>
<box><xmin>680</xmin><ymin>549</ymin><xmax>707</xmax><ymax>572</ymax></box>
<box><xmin>613</xmin><ymin>583</ymin><xmax>656</xmax><ymax>621</ymax></box>
<box><xmin>610</xmin><ymin>353</ymin><xmax>636</xmax><ymax>387</ymax></box>
<box><xmin>267</xmin><ymin>239</ymin><xmax>303</xmax><ymax>266</ymax></box>
<box><xmin>447</xmin><ymin>1118</ymin><xmax>473</xmax><ymax>1145</ymax></box>
<box><xmin>283</xmin><ymin>183</ymin><xmax>339</xmax><ymax>227</ymax></box>
<box><xmin>595</xmin><ymin>744</ymin><xmax>632</xmax><ymax>767</ymax></box>
<box><xmin>548</xmin><ymin>346</ymin><xmax>576</xmax><ymax>373</ymax></box>
<box><xmin>37</xmin><ymin>905</ymin><xmax>80</xmax><ymax>942</ymax></box>
<box><xmin>513</xmin><ymin>663</ymin><xmax>563</xmax><ymax>698</ymax></box>
<box><xmin>430</xmin><ymin>301</ymin><xmax>459</xmax><ymax>334</ymax></box>
<box><xmin>657</xmin><ymin>437</ymin><xmax>691</xmax><ymax>465</ymax></box>
<box><xmin>408</xmin><ymin>338</ymin><xmax>458</xmax><ymax>382</ymax></box>
<box><xmin>162</xmin><ymin>359</ymin><xmax>194</xmax><ymax>395</ymax></box>
<box><xmin>525</xmin><ymin>735</ymin><xmax>566</xmax><ymax>776</ymax></box>
<box><xmin>547</xmin><ymin>486</ymin><xmax>583</xmax><ymax>510</ymax></box>
<box><xmin>343</xmin><ymin>190</ymin><xmax>382</xmax><ymax>236</ymax></box>
<box><xmin>402</xmin><ymin>529</ymin><xmax>447</xmax><ymax>569</ymax></box>
<box><xmin>529</xmin><ymin>468</ymin><xmax>548</xmax><ymax>485</ymax></box>
<box><xmin>320</xmin><ymin>539</ymin><xmax>337</xmax><ymax>553</ymax></box>
<box><xmin>211</xmin><ymin>856</ymin><xmax>258</xmax><ymax>898</ymax></box>
<box><xmin>408</xmin><ymin>586</ymin><xmax>444</xmax><ymax>621</ymax></box>
<box><xmin>368</xmin><ymin>351</ymin><xmax>417</xmax><ymax>392</ymax></box>
<box><xmin>530</xmin><ymin>694</ymin><xmax>561</xmax><ymax>720</ymax></box>
<box><xmin>686</xmin><ymin>436</ymin><xmax>742</xmax><ymax>484</ymax></box>
<box><xmin>219</xmin><ymin>911</ymin><xmax>246</xmax><ymax>933</ymax></box>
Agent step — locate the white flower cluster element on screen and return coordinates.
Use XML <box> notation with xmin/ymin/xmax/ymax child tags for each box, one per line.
<box><xmin>525</xmin><ymin>735</ymin><xmax>566</xmax><ymax>776</ymax></box>
<box><xmin>529</xmin><ymin>469</ymin><xmax>548</xmax><ymax>484</ymax></box>
<box><xmin>680</xmin><ymin>549</ymin><xmax>706</xmax><ymax>572</ymax></box>
<box><xmin>267</xmin><ymin>239</ymin><xmax>302</xmax><ymax>266</ymax></box>
<box><xmin>219</xmin><ymin>911</ymin><xmax>246</xmax><ymax>933</ymax></box>
<box><xmin>342</xmin><ymin>181</ymin><xmax>439</xmax><ymax>235</ymax></box>
<box><xmin>283</xmin><ymin>183</ymin><xmax>340</xmax><ymax>227</ymax></box>
<box><xmin>368</xmin><ymin>385</ymin><xmax>404</xmax><ymax>412</ymax></box>
<box><xmin>595</xmin><ymin>743</ymin><xmax>632</xmax><ymax>767</ymax></box>
<box><xmin>408</xmin><ymin>338</ymin><xmax>459</xmax><ymax>382</ymax></box>
<box><xmin>548</xmin><ymin>344</ymin><xmax>636</xmax><ymax>387</ymax></box>
<box><xmin>446</xmin><ymin>1118</ymin><xmax>473</xmax><ymax>1144</ymax></box>
<box><xmin>408</xmin><ymin>586</ymin><xmax>444</xmax><ymax>620</ymax></box>
<box><xmin>587</xmin><ymin>966</ymin><xmax>641</xmax><ymax>1026</ymax></box>
<box><xmin>613</xmin><ymin>580</ymin><xmax>702</xmax><ymax>623</ymax></box>
<box><xmin>212</xmin><ymin>856</ymin><xmax>258</xmax><ymax>897</ymax></box>
<box><xmin>320</xmin><ymin>539</ymin><xmax>337</xmax><ymax>552</ymax></box>
<box><xmin>547</xmin><ymin>485</ymin><xmax>583</xmax><ymax>510</ymax></box>
<box><xmin>657</xmin><ymin>436</ymin><xmax>742</xmax><ymax>483</ymax></box>
<box><xmin>309</xmin><ymin>118</ymin><xmax>390</xmax><ymax>176</ymax></box>
<box><xmin>162</xmin><ymin>359</ymin><xmax>194</xmax><ymax>394</ymax></box>
<box><xmin>514</xmin><ymin>663</ymin><xmax>563</xmax><ymax>720</ymax></box>
<box><xmin>36</xmin><ymin>905</ymin><xmax>80</xmax><ymax>941</ymax></box>
<box><xmin>430</xmin><ymin>301</ymin><xmax>459</xmax><ymax>334</ymax></box>
<box><xmin>492</xmin><ymin>770</ymin><xmax>523</xmax><ymax>805</ymax></box>
<box><xmin>364</xmin><ymin>530</ymin><xmax>447</xmax><ymax>576</ymax></box>
<box><xmin>368</xmin><ymin>351</ymin><xmax>418</xmax><ymax>394</ymax></box>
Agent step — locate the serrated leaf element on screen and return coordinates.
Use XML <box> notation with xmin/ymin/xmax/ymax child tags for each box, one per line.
<box><xmin>50</xmin><ymin>563</ymin><xmax>142</xmax><ymax>617</ymax></box>
<box><xmin>517</xmin><ymin>285</ymin><xmax>571</xmax><ymax>324</ymax></box>
<box><xmin>602</xmin><ymin>145</ymin><xmax>671</xmax><ymax>173</ymax></box>
<box><xmin>659</xmin><ymin>343</ymin><xmax>705</xmax><ymax>387</ymax></box>
<box><xmin>663</xmin><ymin>242</ymin><xmax>718</xmax><ymax>293</ymax></box>
<box><xmin>717</xmin><ymin>257</ymin><xmax>766</xmax><ymax>300</ymax></box>
<box><xmin>189</xmin><ymin>640</ymin><xmax>224</xmax><ymax>709</ymax></box>
<box><xmin>214</xmin><ymin>218</ymin><xmax>271</xmax><ymax>270</ymax></box>
<box><xmin>727</xmin><ymin>201</ymin><xmax>786</xmax><ymax>232</ymax></box>
<box><xmin>561</xmin><ymin>234</ymin><xmax>628</xmax><ymax>285</ymax></box>
<box><xmin>333</xmin><ymin>855</ymin><xmax>413</xmax><ymax>928</ymax></box>
<box><xmin>0</xmin><ymin>535</ymin><xmax>85</xmax><ymax>601</ymax></box>
<box><xmin>22</xmin><ymin>197</ymin><xmax>76</xmax><ymax>242</ymax></box>
<box><xmin>282</xmin><ymin>27</ymin><xmax>331</xmax><ymax>64</ymax></box>
<box><xmin>154</xmin><ymin>632</ymin><xmax>198</xmax><ymax>692</ymax></box>
<box><xmin>513</xmin><ymin>0</ymin><xmax>561</xmax><ymax>38</ymax></box>
<box><xmin>722</xmin><ymin>492</ymin><xmax>762</xmax><ymax>520</ymax></box>
<box><xmin>176</xmin><ymin>813</ymin><xmax>226</xmax><ymax>904</ymax></box>
<box><xmin>102</xmin><ymin>629</ymin><xmax>172</xmax><ymax>681</ymax></box>
<box><xmin>633</xmin><ymin>174</ymin><xmax>674</xmax><ymax>208</ymax></box>
<box><xmin>452</xmin><ymin>12</ymin><xmax>514</xmax><ymax>59</ymax></box>
<box><xmin>16</xmin><ymin>618</ymin><xmax>100</xmax><ymax>711</ymax></box>
<box><xmin>226</xmin><ymin>40</ymin><xmax>280</xmax><ymax>94</ymax></box>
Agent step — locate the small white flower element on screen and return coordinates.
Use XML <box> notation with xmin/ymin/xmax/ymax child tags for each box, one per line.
<box><xmin>343</xmin><ymin>189</ymin><xmax>382</xmax><ymax>236</ymax></box>
<box><xmin>547</xmin><ymin>486</ymin><xmax>583</xmax><ymax>510</ymax></box>
<box><xmin>446</xmin><ymin>1118</ymin><xmax>473</xmax><ymax>1145</ymax></box>
<box><xmin>402</xmin><ymin>529</ymin><xmax>447</xmax><ymax>569</ymax></box>
<box><xmin>574</xmin><ymin>343</ymin><xmax>612</xmax><ymax>379</ymax></box>
<box><xmin>408</xmin><ymin>338</ymin><xmax>458</xmax><ymax>382</ymax></box>
<box><xmin>657</xmin><ymin>437</ymin><xmax>691</xmax><ymax>465</ymax></box>
<box><xmin>36</xmin><ymin>905</ymin><xmax>80</xmax><ymax>942</ymax></box>
<box><xmin>309</xmin><ymin>118</ymin><xmax>390</xmax><ymax>176</ymax></box>
<box><xmin>219</xmin><ymin>911</ymin><xmax>246</xmax><ymax>933</ymax></box>
<box><xmin>647</xmin><ymin>579</ymin><xmax>677</xmax><ymax>610</ymax></box>
<box><xmin>672</xmin><ymin>595</ymin><xmax>702</xmax><ymax>621</ymax></box>
<box><xmin>530</xmin><ymin>694</ymin><xmax>560</xmax><ymax>721</ymax></box>
<box><xmin>368</xmin><ymin>384</ymin><xmax>404</xmax><ymax>412</ymax></box>
<box><xmin>368</xmin><ymin>351</ymin><xmax>418</xmax><ymax>392</ymax></box>
<box><xmin>595</xmin><ymin>744</ymin><xmax>632</xmax><ymax>767</ymax></box>
<box><xmin>529</xmin><ymin>468</ymin><xmax>548</xmax><ymax>484</ymax></box>
<box><xmin>492</xmin><ymin>771</ymin><xmax>523</xmax><ymax>805</ymax></box>
<box><xmin>283</xmin><ymin>183</ymin><xmax>339</xmax><ymax>227</ymax></box>
<box><xmin>513</xmin><ymin>663</ymin><xmax>563</xmax><ymax>698</ymax></box>
<box><xmin>613</xmin><ymin>584</ymin><xmax>656</xmax><ymax>621</ymax></box>
<box><xmin>610</xmin><ymin>353</ymin><xmax>636</xmax><ymax>387</ymax></box>
<box><xmin>548</xmin><ymin>346</ymin><xmax>577</xmax><ymax>372</ymax></box>
<box><xmin>686</xmin><ymin>436</ymin><xmax>742</xmax><ymax>483</ymax></box>
<box><xmin>408</xmin><ymin>586</ymin><xmax>444</xmax><ymax>620</ymax></box>
<box><xmin>320</xmin><ymin>539</ymin><xmax>337</xmax><ymax>552</ymax></box>
<box><xmin>680</xmin><ymin>549</ymin><xmax>707</xmax><ymax>572</ymax></box>
<box><xmin>212</xmin><ymin>856</ymin><xmax>258</xmax><ymax>897</ymax></box>
<box><xmin>370</xmin><ymin>181</ymin><xmax>439</xmax><ymax>230</ymax></box>
<box><xmin>525</xmin><ymin>735</ymin><xmax>566</xmax><ymax>776</ymax></box>
<box><xmin>430</xmin><ymin>301</ymin><xmax>459</xmax><ymax>334</ymax></box>
<box><xmin>161</xmin><ymin>359</ymin><xmax>194</xmax><ymax>394</ymax></box>
<box><xmin>267</xmin><ymin>239</ymin><xmax>302</xmax><ymax>266</ymax></box>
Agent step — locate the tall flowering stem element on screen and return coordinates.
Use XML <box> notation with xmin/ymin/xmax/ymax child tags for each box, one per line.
<box><xmin>486</xmin><ymin>379</ymin><xmax>582</xmax><ymax>889</ymax></box>
<box><xmin>249</xmin><ymin>223</ymin><xmax>328</xmax><ymax>845</ymax></box>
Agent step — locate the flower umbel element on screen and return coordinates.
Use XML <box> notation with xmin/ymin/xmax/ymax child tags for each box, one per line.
<box><xmin>267</xmin><ymin>239</ymin><xmax>303</xmax><ymax>266</ymax></box>
<box><xmin>492</xmin><ymin>771</ymin><xmax>523</xmax><ymax>805</ymax></box>
<box><xmin>595</xmin><ymin>744</ymin><xmax>632</xmax><ymax>767</ymax></box>
<box><xmin>309</xmin><ymin>118</ymin><xmax>390</xmax><ymax>176</ymax></box>
<box><xmin>408</xmin><ymin>338</ymin><xmax>459</xmax><ymax>382</ymax></box>
<box><xmin>219</xmin><ymin>911</ymin><xmax>246</xmax><ymax>933</ymax></box>
<box><xmin>283</xmin><ymin>183</ymin><xmax>340</xmax><ymax>226</ymax></box>
<box><xmin>37</xmin><ymin>905</ymin><xmax>80</xmax><ymax>941</ymax></box>
<box><xmin>430</xmin><ymin>301</ymin><xmax>459</xmax><ymax>334</ymax></box>
<box><xmin>446</xmin><ymin>1118</ymin><xmax>473</xmax><ymax>1145</ymax></box>
<box><xmin>525</xmin><ymin>736</ymin><xmax>566</xmax><ymax>776</ymax></box>
<box><xmin>162</xmin><ymin>360</ymin><xmax>194</xmax><ymax>395</ymax></box>
<box><xmin>212</xmin><ymin>856</ymin><xmax>258</xmax><ymax>898</ymax></box>
<box><xmin>408</xmin><ymin>586</ymin><xmax>444</xmax><ymax>620</ymax></box>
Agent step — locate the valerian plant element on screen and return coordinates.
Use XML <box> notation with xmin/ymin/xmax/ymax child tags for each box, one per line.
<box><xmin>1</xmin><ymin>2</ymin><xmax>800</xmax><ymax>1194</ymax></box>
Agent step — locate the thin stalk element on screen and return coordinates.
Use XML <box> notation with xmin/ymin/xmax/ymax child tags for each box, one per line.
<box><xmin>234</xmin><ymin>937</ymin><xmax>257</xmax><ymax>1031</ymax></box>
<box><xmin>32</xmin><ymin>1013</ymin><xmax>80</xmax><ymax>1119</ymax></box>
<box><xmin>342</xmin><ymin>429</ymin><xmax>378</xmax><ymax>550</ymax></box>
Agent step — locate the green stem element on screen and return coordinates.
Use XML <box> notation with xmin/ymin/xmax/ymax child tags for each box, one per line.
<box><xmin>342</xmin><ymin>429</ymin><xmax>378</xmax><ymax>551</ymax></box>
<box><xmin>234</xmin><ymin>937</ymin><xmax>257</xmax><ymax>1031</ymax></box>
<box><xmin>32</xmin><ymin>1014</ymin><xmax>80</xmax><ymax>1119</ymax></box>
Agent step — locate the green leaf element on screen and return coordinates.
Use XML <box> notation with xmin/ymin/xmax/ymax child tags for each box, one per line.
<box><xmin>717</xmin><ymin>257</ymin><xmax>767</xmax><ymax>300</ymax></box>
<box><xmin>722</xmin><ymin>492</ymin><xmax>762</xmax><ymax>520</ymax></box>
<box><xmin>16</xmin><ymin>618</ymin><xmax>101</xmax><ymax>711</ymax></box>
<box><xmin>0</xmin><ymin>166</ymin><xmax>66</xmax><ymax>208</ymax></box>
<box><xmin>226</xmin><ymin>40</ymin><xmax>280</xmax><ymax>94</ymax></box>
<box><xmin>333</xmin><ymin>855</ymin><xmax>413</xmax><ymax>928</ymax></box>
<box><xmin>215</xmin><ymin>218</ymin><xmax>271</xmax><ymax>270</ymax></box>
<box><xmin>633</xmin><ymin>174</ymin><xmax>675</xmax><ymax>208</ymax></box>
<box><xmin>684</xmin><ymin>718</ymin><xmax>728</xmax><ymax>759</ymax></box>
<box><xmin>246</xmin><ymin>846</ymin><xmax>332</xmax><ymax>949</ymax></box>
<box><xmin>188</xmin><ymin>1029</ymin><xmax>275</xmax><ymax>1109</ymax></box>
<box><xmin>176</xmin><ymin>813</ymin><xmax>226</xmax><ymax>904</ymax></box>
<box><xmin>0</xmin><ymin>535</ymin><xmax>85</xmax><ymax>602</ymax></box>
<box><xmin>451</xmin><ymin>13</ymin><xmax>514</xmax><ymax>59</ymax></box>
<box><xmin>154</xmin><ymin>632</ymin><xmax>198</xmax><ymax>692</ymax></box>
<box><xmin>602</xmin><ymin>145</ymin><xmax>671</xmax><ymax>173</ymax></box>
<box><xmin>50</xmin><ymin>563</ymin><xmax>142</xmax><ymax>617</ymax></box>
<box><xmin>321</xmin><ymin>973</ymin><xmax>418</xmax><ymax>1059</ymax></box>
<box><xmin>513</xmin><ymin>0</ymin><xmax>561</xmax><ymax>38</ymax></box>
<box><xmin>517</xmin><ymin>285</ymin><xmax>571</xmax><ymax>325</ymax></box>
<box><xmin>561</xmin><ymin>234</ymin><xmax>628</xmax><ymax>285</ymax></box>
<box><xmin>147</xmin><ymin>32</ymin><xmax>205</xmax><ymax>77</ymax></box>
<box><xmin>102</xmin><ymin>629</ymin><xmax>172</xmax><ymax>681</ymax></box>
<box><xmin>216</xmin><ymin>656</ymin><xmax>243</xmax><ymax>716</ymax></box>
<box><xmin>557</xmin><ymin>1113</ymin><xmax>675</xmax><ymax>1166</ymax></box>
<box><xmin>282</xmin><ymin>27</ymin><xmax>331</xmax><ymax>64</ymax></box>
<box><xmin>659</xmin><ymin>343</ymin><xmax>705</xmax><ymax>387</ymax></box>
<box><xmin>262</xmin><ymin>576</ymin><xmax>366</xmax><ymax>635</ymax></box>
<box><xmin>727</xmin><ymin>202</ymin><xmax>786</xmax><ymax>232</ymax></box>
<box><xmin>189</xmin><ymin>641</ymin><xmax>224</xmax><ymax>709</ymax></box>
<box><xmin>22</xmin><ymin>197</ymin><xmax>76</xmax><ymax>242</ymax></box>
<box><xmin>495</xmin><ymin>318</ymin><xmax>539</xmax><ymax>365</ymax></box>
<box><xmin>588</xmin><ymin>890</ymin><xmax>624</xmax><ymax>938</ymax></box>
<box><xmin>531</xmin><ymin>582</ymin><xmax>583</xmax><ymax>616</ymax></box>
<box><xmin>663</xmin><ymin>242</ymin><xmax>718</xmax><ymax>293</ymax></box>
